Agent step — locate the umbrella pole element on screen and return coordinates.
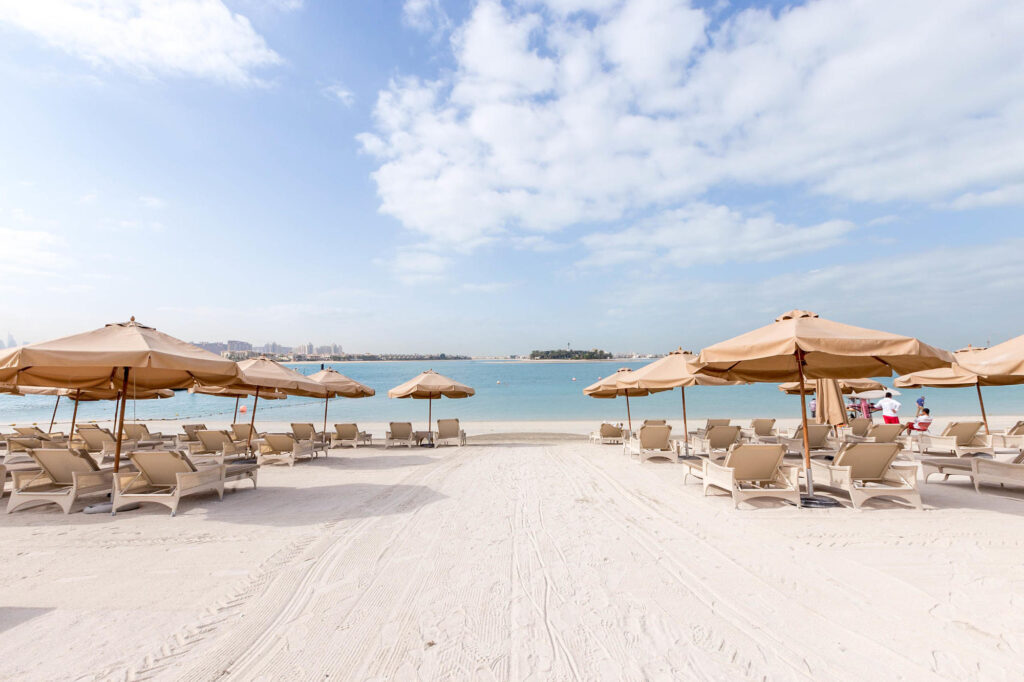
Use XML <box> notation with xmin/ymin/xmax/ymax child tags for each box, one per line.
<box><xmin>681</xmin><ymin>387</ymin><xmax>689</xmax><ymax>455</ymax></box>
<box><xmin>796</xmin><ymin>352</ymin><xmax>836</xmax><ymax>508</ymax></box>
<box><xmin>977</xmin><ymin>384</ymin><xmax>990</xmax><ymax>435</ymax></box>
<box><xmin>48</xmin><ymin>396</ymin><xmax>60</xmax><ymax>434</ymax></box>
<box><xmin>233</xmin><ymin>397</ymin><xmax>239</xmax><ymax>424</ymax></box>
<box><xmin>247</xmin><ymin>387</ymin><xmax>260</xmax><ymax>454</ymax></box>
<box><xmin>428</xmin><ymin>396</ymin><xmax>433</xmax><ymax>445</ymax></box>
<box><xmin>323</xmin><ymin>397</ymin><xmax>329</xmax><ymax>442</ymax></box>
<box><xmin>626</xmin><ymin>394</ymin><xmax>632</xmax><ymax>433</ymax></box>
<box><xmin>113</xmin><ymin>368</ymin><xmax>130</xmax><ymax>474</ymax></box>
<box><xmin>69</xmin><ymin>391</ymin><xmax>80</xmax><ymax>442</ymax></box>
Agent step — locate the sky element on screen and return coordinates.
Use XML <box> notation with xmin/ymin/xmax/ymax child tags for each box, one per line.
<box><xmin>0</xmin><ymin>0</ymin><xmax>1022</xmax><ymax>356</ymax></box>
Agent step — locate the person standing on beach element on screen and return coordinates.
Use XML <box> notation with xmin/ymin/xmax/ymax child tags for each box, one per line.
<box><xmin>876</xmin><ymin>392</ymin><xmax>901</xmax><ymax>424</ymax></box>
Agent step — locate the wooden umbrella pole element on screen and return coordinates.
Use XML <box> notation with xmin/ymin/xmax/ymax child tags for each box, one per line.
<box><xmin>977</xmin><ymin>384</ymin><xmax>990</xmax><ymax>435</ymax></box>
<box><xmin>233</xmin><ymin>397</ymin><xmax>239</xmax><ymax>423</ymax></box>
<box><xmin>113</xmin><ymin>368</ymin><xmax>130</xmax><ymax>473</ymax></box>
<box><xmin>681</xmin><ymin>387</ymin><xmax>689</xmax><ymax>455</ymax></box>
<box><xmin>323</xmin><ymin>396</ymin><xmax>329</xmax><ymax>440</ymax></box>
<box><xmin>796</xmin><ymin>350</ymin><xmax>814</xmax><ymax>496</ymax></box>
<box><xmin>428</xmin><ymin>396</ymin><xmax>433</xmax><ymax>445</ymax></box>
<box><xmin>626</xmin><ymin>393</ymin><xmax>632</xmax><ymax>433</ymax></box>
<box><xmin>69</xmin><ymin>390</ymin><xmax>80</xmax><ymax>443</ymax></box>
<box><xmin>48</xmin><ymin>395</ymin><xmax>60</xmax><ymax>434</ymax></box>
<box><xmin>247</xmin><ymin>387</ymin><xmax>260</xmax><ymax>453</ymax></box>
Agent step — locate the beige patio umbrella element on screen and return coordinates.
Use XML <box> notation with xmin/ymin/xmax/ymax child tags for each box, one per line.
<box><xmin>814</xmin><ymin>379</ymin><xmax>849</xmax><ymax>427</ymax></box>
<box><xmin>308</xmin><ymin>368</ymin><xmax>375</xmax><ymax>437</ymax></box>
<box><xmin>778</xmin><ymin>378</ymin><xmax>885</xmax><ymax>395</ymax></box>
<box><xmin>388</xmin><ymin>370</ymin><xmax>474</xmax><ymax>444</ymax></box>
<box><xmin>200</xmin><ymin>357</ymin><xmax>330</xmax><ymax>451</ymax></box>
<box><xmin>0</xmin><ymin>384</ymin><xmax>173</xmax><ymax>438</ymax></box>
<box><xmin>0</xmin><ymin>318</ymin><xmax>241</xmax><ymax>471</ymax></box>
<box><xmin>956</xmin><ymin>337</ymin><xmax>1024</xmax><ymax>382</ymax></box>
<box><xmin>189</xmin><ymin>384</ymin><xmax>286</xmax><ymax>423</ymax></box>
<box><xmin>583</xmin><ymin>367</ymin><xmax>667</xmax><ymax>432</ymax></box>
<box><xmin>624</xmin><ymin>349</ymin><xmax>743</xmax><ymax>446</ymax></box>
<box><xmin>696</xmin><ymin>310</ymin><xmax>952</xmax><ymax>506</ymax></box>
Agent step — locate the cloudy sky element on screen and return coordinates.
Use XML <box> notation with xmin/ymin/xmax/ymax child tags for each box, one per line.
<box><xmin>0</xmin><ymin>0</ymin><xmax>1021</xmax><ymax>355</ymax></box>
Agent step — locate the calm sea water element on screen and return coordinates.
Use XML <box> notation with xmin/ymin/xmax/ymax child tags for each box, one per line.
<box><xmin>2</xmin><ymin>360</ymin><xmax>1022</xmax><ymax>426</ymax></box>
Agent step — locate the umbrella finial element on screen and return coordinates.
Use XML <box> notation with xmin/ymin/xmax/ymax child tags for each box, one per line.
<box><xmin>775</xmin><ymin>310</ymin><xmax>819</xmax><ymax>322</ymax></box>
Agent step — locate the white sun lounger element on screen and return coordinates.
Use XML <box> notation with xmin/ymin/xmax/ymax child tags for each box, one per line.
<box><xmin>626</xmin><ymin>424</ymin><xmax>675</xmax><ymax>463</ymax></box>
<box><xmin>6</xmin><ymin>448</ymin><xmax>113</xmax><ymax>514</ymax></box>
<box><xmin>810</xmin><ymin>442</ymin><xmax>921</xmax><ymax>510</ymax></box>
<box><xmin>702</xmin><ymin>444</ymin><xmax>800</xmax><ymax>508</ymax></box>
<box><xmin>112</xmin><ymin>450</ymin><xmax>240</xmax><ymax>516</ymax></box>
<box><xmin>257</xmin><ymin>433</ymin><xmax>314</xmax><ymax>467</ymax></box>
<box><xmin>332</xmin><ymin>423</ymin><xmax>372</xmax><ymax>448</ymax></box>
<box><xmin>434</xmin><ymin>419</ymin><xmax>466</xmax><ymax>447</ymax></box>
<box><xmin>385</xmin><ymin>422</ymin><xmax>416</xmax><ymax>448</ymax></box>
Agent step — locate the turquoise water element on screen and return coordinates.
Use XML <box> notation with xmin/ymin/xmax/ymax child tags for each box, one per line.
<box><xmin>2</xmin><ymin>360</ymin><xmax>1023</xmax><ymax>426</ymax></box>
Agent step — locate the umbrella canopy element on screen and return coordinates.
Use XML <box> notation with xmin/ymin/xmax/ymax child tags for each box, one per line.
<box><xmin>695</xmin><ymin>310</ymin><xmax>952</xmax><ymax>505</ymax></box>
<box><xmin>188</xmin><ymin>385</ymin><xmax>286</xmax><ymax>399</ymax></box>
<box><xmin>308</xmin><ymin>367</ymin><xmax>375</xmax><ymax>437</ymax></box>
<box><xmin>943</xmin><ymin>340</ymin><xmax>1024</xmax><ymax>385</ymax></box>
<box><xmin>308</xmin><ymin>368</ymin><xmax>375</xmax><ymax>398</ymax></box>
<box><xmin>0</xmin><ymin>317</ymin><xmax>240</xmax><ymax>390</ymax></box>
<box><xmin>583</xmin><ymin>368</ymin><xmax>666</xmax><ymax>432</ymax></box>
<box><xmin>696</xmin><ymin>310</ymin><xmax>952</xmax><ymax>382</ymax></box>
<box><xmin>230</xmin><ymin>358</ymin><xmax>329</xmax><ymax>398</ymax></box>
<box><xmin>848</xmin><ymin>388</ymin><xmax>901</xmax><ymax>400</ymax></box>
<box><xmin>814</xmin><ymin>379</ymin><xmax>849</xmax><ymax>427</ymax></box>
<box><xmin>388</xmin><ymin>370</ymin><xmax>474</xmax><ymax>399</ymax></box>
<box><xmin>0</xmin><ymin>385</ymin><xmax>173</xmax><ymax>401</ymax></box>
<box><xmin>0</xmin><ymin>318</ymin><xmax>241</xmax><ymax>471</ymax></box>
<box><xmin>778</xmin><ymin>378</ymin><xmax>885</xmax><ymax>395</ymax></box>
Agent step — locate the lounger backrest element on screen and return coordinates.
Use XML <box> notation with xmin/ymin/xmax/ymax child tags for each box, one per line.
<box><xmin>806</xmin><ymin>424</ymin><xmax>832</xmax><ymax>448</ymax></box>
<box><xmin>751</xmin><ymin>418</ymin><xmax>776</xmax><ymax>436</ymax></box>
<box><xmin>723</xmin><ymin>444</ymin><xmax>786</xmax><ymax>483</ymax></box>
<box><xmin>182</xmin><ymin>424</ymin><xmax>207</xmax><ymax>440</ymax></box>
<box><xmin>834</xmin><ymin>443</ymin><xmax>900</xmax><ymax>482</ymax></box>
<box><xmin>437</xmin><ymin>419</ymin><xmax>460</xmax><ymax>439</ymax></box>
<box><xmin>231</xmin><ymin>423</ymin><xmax>256</xmax><ymax>441</ymax></box>
<box><xmin>291</xmin><ymin>423</ymin><xmax>315</xmax><ymax>440</ymax></box>
<box><xmin>639</xmin><ymin>424</ymin><xmax>671</xmax><ymax>450</ymax></box>
<box><xmin>705</xmin><ymin>419</ymin><xmax>731</xmax><ymax>429</ymax></box>
<box><xmin>1006</xmin><ymin>420</ymin><xmax>1024</xmax><ymax>436</ymax></box>
<box><xmin>32</xmin><ymin>448</ymin><xmax>99</xmax><ymax>484</ymax></box>
<box><xmin>866</xmin><ymin>423</ymin><xmax>903</xmax><ymax>442</ymax></box>
<box><xmin>643</xmin><ymin>419</ymin><xmax>666</xmax><ymax>426</ymax></box>
<box><xmin>599</xmin><ymin>423</ymin><xmax>622</xmax><ymax>438</ymax></box>
<box><xmin>78</xmin><ymin>428</ymin><xmax>114</xmax><ymax>450</ymax></box>
<box><xmin>263</xmin><ymin>433</ymin><xmax>294</xmax><ymax>452</ymax></box>
<box><xmin>122</xmin><ymin>424</ymin><xmax>149</xmax><ymax>440</ymax></box>
<box><xmin>335</xmin><ymin>423</ymin><xmax>359</xmax><ymax>439</ymax></box>
<box><xmin>849</xmin><ymin>417</ymin><xmax>871</xmax><ymax>437</ymax></box>
<box><xmin>941</xmin><ymin>421</ymin><xmax>982</xmax><ymax>445</ymax></box>
<box><xmin>8</xmin><ymin>437</ymin><xmax>41</xmax><ymax>453</ymax></box>
<box><xmin>390</xmin><ymin>422</ymin><xmax>413</xmax><ymax>439</ymax></box>
<box><xmin>132</xmin><ymin>450</ymin><xmax>197</xmax><ymax>486</ymax></box>
<box><xmin>14</xmin><ymin>426</ymin><xmax>48</xmax><ymax>439</ymax></box>
<box><xmin>706</xmin><ymin>425</ymin><xmax>741</xmax><ymax>449</ymax></box>
<box><xmin>197</xmin><ymin>430</ymin><xmax>232</xmax><ymax>451</ymax></box>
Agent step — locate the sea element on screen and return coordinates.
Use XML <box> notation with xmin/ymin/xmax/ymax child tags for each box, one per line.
<box><xmin>2</xmin><ymin>360</ymin><xmax>1022</xmax><ymax>427</ymax></box>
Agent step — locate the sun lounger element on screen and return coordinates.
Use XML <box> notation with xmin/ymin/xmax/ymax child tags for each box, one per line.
<box><xmin>922</xmin><ymin>451</ymin><xmax>1023</xmax><ymax>483</ymax></box>
<box><xmin>434</xmin><ymin>419</ymin><xmax>466</xmax><ymax>447</ymax></box>
<box><xmin>331</xmin><ymin>423</ymin><xmax>371</xmax><ymax>448</ymax></box>
<box><xmin>689</xmin><ymin>425</ymin><xmax>741</xmax><ymax>456</ymax></box>
<box><xmin>779</xmin><ymin>424</ymin><xmax>836</xmax><ymax>456</ymax></box>
<box><xmin>112</xmin><ymin>450</ymin><xmax>240</xmax><ymax>516</ymax></box>
<box><xmin>810</xmin><ymin>442</ymin><xmax>921</xmax><ymax>510</ymax></box>
<box><xmin>5</xmin><ymin>437</ymin><xmax>43</xmax><ymax>456</ymax></box>
<box><xmin>195</xmin><ymin>430</ymin><xmax>247</xmax><ymax>459</ymax></box>
<box><xmin>6</xmin><ymin>448</ymin><xmax>113</xmax><ymax>514</ymax></box>
<box><xmin>122</xmin><ymin>423</ymin><xmax>174</xmax><ymax>447</ymax></box>
<box><xmin>290</xmin><ymin>423</ymin><xmax>328</xmax><ymax>456</ymax></box>
<box><xmin>991</xmin><ymin>420</ymin><xmax>1024</xmax><ymax>452</ymax></box>
<box><xmin>741</xmin><ymin>418</ymin><xmax>778</xmax><ymax>443</ymax></box>
<box><xmin>847</xmin><ymin>417</ymin><xmax>872</xmax><ymax>438</ymax></box>
<box><xmin>642</xmin><ymin>419</ymin><xmax>666</xmax><ymax>426</ymax></box>
<box><xmin>912</xmin><ymin>421</ymin><xmax>993</xmax><ymax>458</ymax></box>
<box><xmin>257</xmin><ymin>433</ymin><xmax>314</xmax><ymax>467</ymax></box>
<box><xmin>693</xmin><ymin>418</ymin><xmax>730</xmax><ymax>438</ymax></box>
<box><xmin>843</xmin><ymin>423</ymin><xmax>905</xmax><ymax>444</ymax></box>
<box><xmin>231</xmin><ymin>423</ymin><xmax>261</xmax><ymax>443</ymax></box>
<box><xmin>13</xmin><ymin>426</ymin><xmax>67</xmax><ymax>442</ymax></box>
<box><xmin>385</xmin><ymin>422</ymin><xmax>416</xmax><ymax>448</ymax></box>
<box><xmin>970</xmin><ymin>457</ymin><xmax>1024</xmax><ymax>493</ymax></box>
<box><xmin>626</xmin><ymin>424</ymin><xmax>675</xmax><ymax>463</ymax></box>
<box><xmin>589</xmin><ymin>423</ymin><xmax>624</xmax><ymax>445</ymax></box>
<box><xmin>178</xmin><ymin>423</ymin><xmax>207</xmax><ymax>447</ymax></box>
<box><xmin>77</xmin><ymin>427</ymin><xmax>140</xmax><ymax>464</ymax></box>
<box><xmin>701</xmin><ymin>444</ymin><xmax>800</xmax><ymax>508</ymax></box>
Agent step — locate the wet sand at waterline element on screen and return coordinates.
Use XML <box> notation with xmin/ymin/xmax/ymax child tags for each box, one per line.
<box><xmin>1</xmin><ymin>419</ymin><xmax>1023</xmax><ymax>680</ymax></box>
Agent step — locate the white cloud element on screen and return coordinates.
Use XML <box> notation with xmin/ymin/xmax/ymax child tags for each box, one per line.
<box><xmin>322</xmin><ymin>83</ymin><xmax>355</xmax><ymax>107</ymax></box>
<box><xmin>403</xmin><ymin>0</ymin><xmax>451</xmax><ymax>35</ymax></box>
<box><xmin>378</xmin><ymin>248</ymin><xmax>452</xmax><ymax>285</ymax></box>
<box><xmin>949</xmin><ymin>183</ymin><xmax>1024</xmax><ymax>210</ymax></box>
<box><xmin>361</xmin><ymin>0</ymin><xmax>1024</xmax><ymax>250</ymax></box>
<box><xmin>0</xmin><ymin>0</ymin><xmax>282</xmax><ymax>85</ymax></box>
<box><xmin>0</xmin><ymin>228</ymin><xmax>69</xmax><ymax>279</ymax></box>
<box><xmin>578</xmin><ymin>203</ymin><xmax>854</xmax><ymax>268</ymax></box>
<box><xmin>138</xmin><ymin>195</ymin><xmax>165</xmax><ymax>208</ymax></box>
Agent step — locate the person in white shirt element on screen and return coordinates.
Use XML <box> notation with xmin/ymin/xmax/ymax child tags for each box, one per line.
<box><xmin>875</xmin><ymin>392</ymin><xmax>901</xmax><ymax>424</ymax></box>
<box><xmin>906</xmin><ymin>407</ymin><xmax>932</xmax><ymax>433</ymax></box>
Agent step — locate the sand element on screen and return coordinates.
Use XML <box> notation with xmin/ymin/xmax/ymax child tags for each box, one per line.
<box><xmin>1</xmin><ymin>418</ymin><xmax>1023</xmax><ymax>680</ymax></box>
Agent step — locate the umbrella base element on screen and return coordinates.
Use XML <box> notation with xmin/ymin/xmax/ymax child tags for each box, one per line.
<box><xmin>799</xmin><ymin>494</ymin><xmax>841</xmax><ymax>508</ymax></box>
<box><xmin>84</xmin><ymin>502</ymin><xmax>140</xmax><ymax>514</ymax></box>
<box><xmin>420</xmin><ymin>442</ymin><xmax>435</xmax><ymax>448</ymax></box>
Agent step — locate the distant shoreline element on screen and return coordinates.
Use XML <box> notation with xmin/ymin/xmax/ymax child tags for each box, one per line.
<box><xmin>287</xmin><ymin>358</ymin><xmax>651</xmax><ymax>365</ymax></box>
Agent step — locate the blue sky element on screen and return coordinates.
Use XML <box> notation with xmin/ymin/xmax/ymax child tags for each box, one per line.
<box><xmin>0</xmin><ymin>0</ymin><xmax>1022</xmax><ymax>355</ymax></box>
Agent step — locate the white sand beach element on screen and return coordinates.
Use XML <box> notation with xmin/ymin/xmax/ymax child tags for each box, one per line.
<box><xmin>2</xmin><ymin>418</ymin><xmax>1023</xmax><ymax>680</ymax></box>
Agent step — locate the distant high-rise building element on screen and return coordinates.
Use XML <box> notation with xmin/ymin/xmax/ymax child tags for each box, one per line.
<box><xmin>6</xmin><ymin>333</ymin><xmax>15</xmax><ymax>348</ymax></box>
<box><xmin>194</xmin><ymin>341</ymin><xmax>227</xmax><ymax>355</ymax></box>
<box><xmin>227</xmin><ymin>340</ymin><xmax>252</xmax><ymax>352</ymax></box>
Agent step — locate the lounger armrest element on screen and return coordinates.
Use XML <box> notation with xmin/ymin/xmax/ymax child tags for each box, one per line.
<box><xmin>778</xmin><ymin>464</ymin><xmax>801</xmax><ymax>489</ymax></box>
<box><xmin>114</xmin><ymin>471</ymin><xmax>148</xmax><ymax>493</ymax></box>
<box><xmin>689</xmin><ymin>435</ymin><xmax>711</xmax><ymax>454</ymax></box>
<box><xmin>177</xmin><ymin>466</ymin><xmax>225</xmax><ymax>492</ymax></box>
<box><xmin>702</xmin><ymin>458</ymin><xmax>735</xmax><ymax>490</ymax></box>
<box><xmin>885</xmin><ymin>463</ymin><xmax>919</xmax><ymax>488</ymax></box>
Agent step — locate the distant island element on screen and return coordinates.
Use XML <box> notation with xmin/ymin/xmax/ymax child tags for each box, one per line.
<box><xmin>529</xmin><ymin>349</ymin><xmax>612</xmax><ymax>360</ymax></box>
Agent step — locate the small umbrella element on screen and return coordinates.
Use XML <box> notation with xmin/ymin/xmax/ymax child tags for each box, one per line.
<box><xmin>189</xmin><ymin>384</ymin><xmax>286</xmax><ymax>423</ymax></box>
<box><xmin>200</xmin><ymin>357</ymin><xmax>329</xmax><ymax>452</ymax></box>
<box><xmin>307</xmin><ymin>368</ymin><xmax>375</xmax><ymax>438</ymax></box>
<box><xmin>778</xmin><ymin>378</ymin><xmax>885</xmax><ymax>395</ymax></box>
<box><xmin>0</xmin><ymin>318</ymin><xmax>241</xmax><ymax>472</ymax></box>
<box><xmin>583</xmin><ymin>368</ymin><xmax>666</xmax><ymax>432</ymax></box>
<box><xmin>696</xmin><ymin>310</ymin><xmax>952</xmax><ymax>506</ymax></box>
<box><xmin>387</xmin><ymin>370</ymin><xmax>474</xmax><ymax>445</ymax></box>
<box><xmin>624</xmin><ymin>349</ymin><xmax>743</xmax><ymax>449</ymax></box>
